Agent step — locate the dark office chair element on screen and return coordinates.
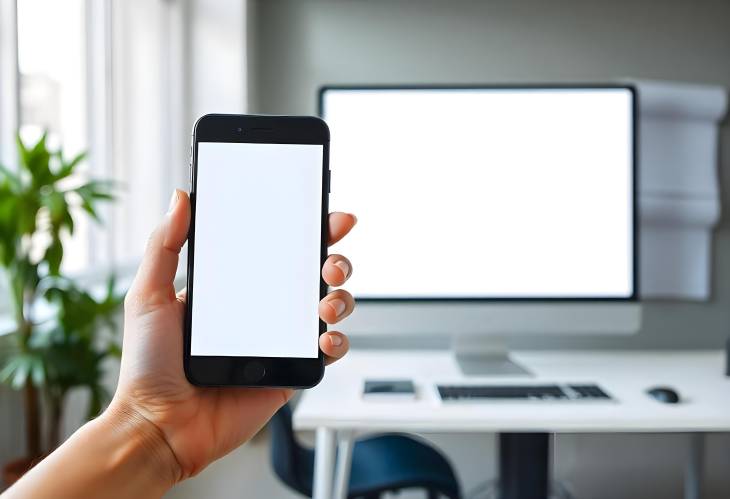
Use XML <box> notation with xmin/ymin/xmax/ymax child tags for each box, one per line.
<box><xmin>269</xmin><ymin>404</ymin><xmax>461</xmax><ymax>499</ymax></box>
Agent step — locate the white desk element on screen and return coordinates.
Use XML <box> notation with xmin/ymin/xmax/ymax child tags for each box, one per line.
<box><xmin>293</xmin><ymin>349</ymin><xmax>730</xmax><ymax>499</ymax></box>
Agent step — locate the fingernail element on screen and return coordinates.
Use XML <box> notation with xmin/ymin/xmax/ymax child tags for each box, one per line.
<box><xmin>167</xmin><ymin>189</ymin><xmax>179</xmax><ymax>213</ymax></box>
<box><xmin>330</xmin><ymin>334</ymin><xmax>343</xmax><ymax>347</ymax></box>
<box><xmin>329</xmin><ymin>298</ymin><xmax>346</xmax><ymax>317</ymax></box>
<box><xmin>333</xmin><ymin>260</ymin><xmax>350</xmax><ymax>278</ymax></box>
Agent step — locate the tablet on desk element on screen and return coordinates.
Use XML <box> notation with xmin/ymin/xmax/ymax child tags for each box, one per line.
<box><xmin>363</xmin><ymin>379</ymin><xmax>417</xmax><ymax>401</ymax></box>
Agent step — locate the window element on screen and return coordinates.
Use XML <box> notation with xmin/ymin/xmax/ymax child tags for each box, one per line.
<box><xmin>17</xmin><ymin>0</ymin><xmax>90</xmax><ymax>272</ymax></box>
<box><xmin>3</xmin><ymin>0</ymin><xmax>191</xmax><ymax>279</ymax></box>
<box><xmin>0</xmin><ymin>0</ymin><xmax>247</xmax><ymax>321</ymax></box>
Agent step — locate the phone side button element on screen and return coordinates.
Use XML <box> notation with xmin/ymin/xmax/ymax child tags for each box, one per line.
<box><xmin>327</xmin><ymin>169</ymin><xmax>331</xmax><ymax>193</ymax></box>
<box><xmin>243</xmin><ymin>361</ymin><xmax>266</xmax><ymax>383</ymax></box>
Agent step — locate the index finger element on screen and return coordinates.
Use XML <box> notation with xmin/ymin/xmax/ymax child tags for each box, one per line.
<box><xmin>328</xmin><ymin>212</ymin><xmax>357</xmax><ymax>246</ymax></box>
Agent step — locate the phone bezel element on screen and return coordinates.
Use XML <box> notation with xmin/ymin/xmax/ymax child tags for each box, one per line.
<box><xmin>184</xmin><ymin>114</ymin><xmax>330</xmax><ymax>388</ymax></box>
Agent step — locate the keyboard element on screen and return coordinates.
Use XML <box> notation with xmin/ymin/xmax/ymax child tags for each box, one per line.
<box><xmin>437</xmin><ymin>384</ymin><xmax>612</xmax><ymax>401</ymax></box>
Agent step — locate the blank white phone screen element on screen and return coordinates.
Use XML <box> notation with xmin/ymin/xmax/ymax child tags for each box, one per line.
<box><xmin>191</xmin><ymin>142</ymin><xmax>323</xmax><ymax>358</ymax></box>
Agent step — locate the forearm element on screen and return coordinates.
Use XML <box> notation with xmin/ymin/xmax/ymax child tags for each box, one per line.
<box><xmin>2</xmin><ymin>403</ymin><xmax>181</xmax><ymax>499</ymax></box>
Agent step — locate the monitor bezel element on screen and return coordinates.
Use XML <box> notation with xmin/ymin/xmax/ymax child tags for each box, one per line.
<box><xmin>319</xmin><ymin>84</ymin><xmax>638</xmax><ymax>303</ymax></box>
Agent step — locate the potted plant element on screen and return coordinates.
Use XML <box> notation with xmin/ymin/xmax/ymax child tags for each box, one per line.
<box><xmin>0</xmin><ymin>134</ymin><xmax>123</xmax><ymax>484</ymax></box>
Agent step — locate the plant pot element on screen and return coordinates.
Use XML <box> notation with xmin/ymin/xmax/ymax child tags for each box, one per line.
<box><xmin>2</xmin><ymin>455</ymin><xmax>42</xmax><ymax>487</ymax></box>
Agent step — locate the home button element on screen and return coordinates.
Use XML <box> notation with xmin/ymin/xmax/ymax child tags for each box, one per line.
<box><xmin>243</xmin><ymin>361</ymin><xmax>266</xmax><ymax>383</ymax></box>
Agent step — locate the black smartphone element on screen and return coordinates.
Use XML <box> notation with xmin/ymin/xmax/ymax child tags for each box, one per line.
<box><xmin>184</xmin><ymin>114</ymin><xmax>330</xmax><ymax>388</ymax></box>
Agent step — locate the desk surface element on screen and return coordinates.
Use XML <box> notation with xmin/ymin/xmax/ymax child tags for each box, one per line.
<box><xmin>294</xmin><ymin>349</ymin><xmax>730</xmax><ymax>433</ymax></box>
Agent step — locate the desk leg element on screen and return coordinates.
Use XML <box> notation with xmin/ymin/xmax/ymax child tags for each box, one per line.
<box><xmin>313</xmin><ymin>427</ymin><xmax>336</xmax><ymax>499</ymax></box>
<box><xmin>333</xmin><ymin>431</ymin><xmax>355</xmax><ymax>499</ymax></box>
<box><xmin>499</xmin><ymin>433</ymin><xmax>550</xmax><ymax>499</ymax></box>
<box><xmin>684</xmin><ymin>433</ymin><xmax>704</xmax><ymax>499</ymax></box>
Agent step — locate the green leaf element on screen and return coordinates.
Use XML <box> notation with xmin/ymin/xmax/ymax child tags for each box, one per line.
<box><xmin>66</xmin><ymin>151</ymin><xmax>87</xmax><ymax>170</ymax></box>
<box><xmin>30</xmin><ymin>356</ymin><xmax>45</xmax><ymax>386</ymax></box>
<box><xmin>106</xmin><ymin>342</ymin><xmax>121</xmax><ymax>358</ymax></box>
<box><xmin>17</xmin><ymin>195</ymin><xmax>39</xmax><ymax>235</ymax></box>
<box><xmin>106</xmin><ymin>275</ymin><xmax>116</xmax><ymax>296</ymax></box>
<box><xmin>62</xmin><ymin>209</ymin><xmax>74</xmax><ymax>235</ymax></box>
<box><xmin>54</xmin><ymin>151</ymin><xmax>86</xmax><ymax>181</ymax></box>
<box><xmin>0</xmin><ymin>185</ymin><xmax>19</xmax><ymax>264</ymax></box>
<box><xmin>45</xmin><ymin>239</ymin><xmax>63</xmax><ymax>276</ymax></box>
<box><xmin>75</xmin><ymin>180</ymin><xmax>117</xmax><ymax>200</ymax></box>
<box><xmin>0</xmin><ymin>354</ymin><xmax>35</xmax><ymax>390</ymax></box>
<box><xmin>42</xmin><ymin>191</ymin><xmax>68</xmax><ymax>225</ymax></box>
<box><xmin>15</xmin><ymin>134</ymin><xmax>30</xmax><ymax>164</ymax></box>
<box><xmin>80</xmin><ymin>198</ymin><xmax>100</xmax><ymax>221</ymax></box>
<box><xmin>67</xmin><ymin>179</ymin><xmax>118</xmax><ymax>226</ymax></box>
<box><xmin>11</xmin><ymin>363</ymin><xmax>29</xmax><ymax>388</ymax></box>
<box><xmin>0</xmin><ymin>164</ymin><xmax>22</xmax><ymax>191</ymax></box>
<box><xmin>19</xmin><ymin>133</ymin><xmax>53</xmax><ymax>187</ymax></box>
<box><xmin>0</xmin><ymin>357</ymin><xmax>22</xmax><ymax>385</ymax></box>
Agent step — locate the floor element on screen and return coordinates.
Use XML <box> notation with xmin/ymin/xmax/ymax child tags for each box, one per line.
<box><xmin>164</xmin><ymin>426</ymin><xmax>730</xmax><ymax>499</ymax></box>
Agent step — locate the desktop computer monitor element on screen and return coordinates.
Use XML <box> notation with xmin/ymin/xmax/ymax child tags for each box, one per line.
<box><xmin>321</xmin><ymin>85</ymin><xmax>641</xmax><ymax>375</ymax></box>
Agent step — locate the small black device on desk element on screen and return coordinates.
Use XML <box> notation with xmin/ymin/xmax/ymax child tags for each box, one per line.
<box><xmin>363</xmin><ymin>379</ymin><xmax>416</xmax><ymax>400</ymax></box>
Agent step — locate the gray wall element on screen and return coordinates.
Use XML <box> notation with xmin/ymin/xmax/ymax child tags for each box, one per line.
<box><xmin>248</xmin><ymin>0</ymin><xmax>730</xmax><ymax>351</ymax></box>
<box><xmin>243</xmin><ymin>2</ymin><xmax>730</xmax><ymax>498</ymax></box>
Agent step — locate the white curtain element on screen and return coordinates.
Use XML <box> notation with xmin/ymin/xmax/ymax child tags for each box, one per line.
<box><xmin>106</xmin><ymin>0</ymin><xmax>248</xmax><ymax>271</ymax></box>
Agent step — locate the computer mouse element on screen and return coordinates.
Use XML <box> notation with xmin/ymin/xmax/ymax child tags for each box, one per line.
<box><xmin>646</xmin><ymin>386</ymin><xmax>680</xmax><ymax>404</ymax></box>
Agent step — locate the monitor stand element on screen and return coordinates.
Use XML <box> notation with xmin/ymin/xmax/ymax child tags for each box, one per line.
<box><xmin>452</xmin><ymin>335</ymin><xmax>532</xmax><ymax>376</ymax></box>
<box><xmin>451</xmin><ymin>337</ymin><xmax>548</xmax><ymax>495</ymax></box>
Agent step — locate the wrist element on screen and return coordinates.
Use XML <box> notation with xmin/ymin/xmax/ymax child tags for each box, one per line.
<box><xmin>3</xmin><ymin>400</ymin><xmax>182</xmax><ymax>499</ymax></box>
<box><xmin>94</xmin><ymin>400</ymin><xmax>183</xmax><ymax>491</ymax></box>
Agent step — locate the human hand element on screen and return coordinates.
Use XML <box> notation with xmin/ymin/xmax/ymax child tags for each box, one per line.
<box><xmin>107</xmin><ymin>189</ymin><xmax>356</xmax><ymax>483</ymax></box>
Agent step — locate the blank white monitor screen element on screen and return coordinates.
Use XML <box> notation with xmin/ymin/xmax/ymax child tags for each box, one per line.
<box><xmin>323</xmin><ymin>87</ymin><xmax>635</xmax><ymax>299</ymax></box>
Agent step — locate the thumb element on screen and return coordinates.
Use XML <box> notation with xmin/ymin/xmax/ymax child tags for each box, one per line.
<box><xmin>128</xmin><ymin>189</ymin><xmax>191</xmax><ymax>309</ymax></box>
